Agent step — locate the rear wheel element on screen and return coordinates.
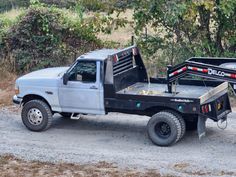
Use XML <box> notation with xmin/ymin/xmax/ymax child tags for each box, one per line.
<box><xmin>165</xmin><ymin>110</ymin><xmax>186</xmax><ymax>140</ymax></box>
<box><xmin>21</xmin><ymin>100</ymin><xmax>52</xmax><ymax>131</ymax></box>
<box><xmin>147</xmin><ymin>111</ymin><xmax>182</xmax><ymax>146</ymax></box>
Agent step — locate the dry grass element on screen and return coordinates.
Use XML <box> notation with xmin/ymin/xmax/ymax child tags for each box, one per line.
<box><xmin>0</xmin><ymin>8</ymin><xmax>24</xmax><ymax>20</ymax></box>
<box><xmin>173</xmin><ymin>162</ymin><xmax>236</xmax><ymax>176</ymax></box>
<box><xmin>96</xmin><ymin>9</ymin><xmax>134</xmax><ymax>46</ymax></box>
<box><xmin>0</xmin><ymin>67</ymin><xmax>17</xmax><ymax>107</ymax></box>
<box><xmin>0</xmin><ymin>154</ymin><xmax>165</xmax><ymax>177</ymax></box>
<box><xmin>0</xmin><ymin>8</ymin><xmax>22</xmax><ymax>107</ymax></box>
<box><xmin>96</xmin><ymin>9</ymin><xmax>165</xmax><ymax>47</ymax></box>
<box><xmin>0</xmin><ymin>8</ymin><xmax>133</xmax><ymax>46</ymax></box>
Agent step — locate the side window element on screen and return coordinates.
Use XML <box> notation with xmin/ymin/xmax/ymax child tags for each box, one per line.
<box><xmin>69</xmin><ymin>61</ymin><xmax>96</xmax><ymax>83</ymax></box>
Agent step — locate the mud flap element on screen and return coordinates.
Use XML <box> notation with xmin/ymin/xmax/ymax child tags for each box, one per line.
<box><xmin>198</xmin><ymin>116</ymin><xmax>207</xmax><ymax>140</ymax></box>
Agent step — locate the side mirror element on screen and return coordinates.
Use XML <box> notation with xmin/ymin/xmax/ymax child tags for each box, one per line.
<box><xmin>63</xmin><ymin>73</ymin><xmax>69</xmax><ymax>85</ymax></box>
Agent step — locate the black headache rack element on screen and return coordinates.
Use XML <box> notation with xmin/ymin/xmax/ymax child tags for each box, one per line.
<box><xmin>105</xmin><ymin>45</ymin><xmax>148</xmax><ymax>94</ymax></box>
<box><xmin>112</xmin><ymin>47</ymin><xmax>135</xmax><ymax>76</ymax></box>
<box><xmin>167</xmin><ymin>57</ymin><xmax>236</xmax><ymax>94</ymax></box>
<box><xmin>110</xmin><ymin>45</ymin><xmax>147</xmax><ymax>77</ymax></box>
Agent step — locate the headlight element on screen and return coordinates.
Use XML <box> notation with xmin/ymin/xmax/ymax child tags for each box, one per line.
<box><xmin>15</xmin><ymin>84</ymin><xmax>20</xmax><ymax>95</ymax></box>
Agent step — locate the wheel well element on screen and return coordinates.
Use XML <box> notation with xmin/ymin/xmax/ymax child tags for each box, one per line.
<box><xmin>145</xmin><ymin>106</ymin><xmax>199</xmax><ymax>122</ymax></box>
<box><xmin>22</xmin><ymin>94</ymin><xmax>51</xmax><ymax>109</ymax></box>
<box><xmin>145</xmin><ymin>106</ymin><xmax>182</xmax><ymax>117</ymax></box>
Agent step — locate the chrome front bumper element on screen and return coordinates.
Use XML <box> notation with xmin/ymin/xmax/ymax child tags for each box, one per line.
<box><xmin>12</xmin><ymin>95</ymin><xmax>23</xmax><ymax>105</ymax></box>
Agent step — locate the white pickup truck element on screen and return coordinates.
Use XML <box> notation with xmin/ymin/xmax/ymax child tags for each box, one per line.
<box><xmin>13</xmin><ymin>46</ymin><xmax>233</xmax><ymax>146</ymax></box>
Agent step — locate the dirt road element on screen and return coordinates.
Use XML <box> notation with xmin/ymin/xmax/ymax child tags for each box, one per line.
<box><xmin>0</xmin><ymin>106</ymin><xmax>235</xmax><ymax>176</ymax></box>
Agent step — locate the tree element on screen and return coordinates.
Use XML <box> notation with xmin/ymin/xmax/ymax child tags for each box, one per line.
<box><xmin>133</xmin><ymin>0</ymin><xmax>236</xmax><ymax>65</ymax></box>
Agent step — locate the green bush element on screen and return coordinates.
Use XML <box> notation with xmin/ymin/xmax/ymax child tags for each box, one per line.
<box><xmin>79</xmin><ymin>0</ymin><xmax>134</xmax><ymax>12</ymax></box>
<box><xmin>0</xmin><ymin>4</ymin><xmax>102</xmax><ymax>74</ymax></box>
<box><xmin>40</xmin><ymin>0</ymin><xmax>77</xmax><ymax>8</ymax></box>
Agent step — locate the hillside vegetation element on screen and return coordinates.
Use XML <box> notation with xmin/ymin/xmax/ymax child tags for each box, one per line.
<box><xmin>0</xmin><ymin>0</ymin><xmax>77</xmax><ymax>12</ymax></box>
<box><xmin>0</xmin><ymin>2</ymin><xmax>103</xmax><ymax>74</ymax></box>
<box><xmin>0</xmin><ymin>0</ymin><xmax>235</xmax><ymax>76</ymax></box>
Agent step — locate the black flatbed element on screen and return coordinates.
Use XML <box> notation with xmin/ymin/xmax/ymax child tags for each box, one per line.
<box><xmin>117</xmin><ymin>82</ymin><xmax>213</xmax><ymax>99</ymax></box>
<box><xmin>104</xmin><ymin>46</ymin><xmax>231</xmax><ymax>121</ymax></box>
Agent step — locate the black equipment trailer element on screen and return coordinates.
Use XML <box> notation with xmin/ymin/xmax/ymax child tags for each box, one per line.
<box><xmin>167</xmin><ymin>57</ymin><xmax>236</xmax><ymax>93</ymax></box>
<box><xmin>103</xmin><ymin>46</ymin><xmax>236</xmax><ymax>146</ymax></box>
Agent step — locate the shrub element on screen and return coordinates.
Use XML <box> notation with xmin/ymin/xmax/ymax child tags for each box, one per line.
<box><xmin>0</xmin><ymin>4</ymin><xmax>102</xmax><ymax>74</ymax></box>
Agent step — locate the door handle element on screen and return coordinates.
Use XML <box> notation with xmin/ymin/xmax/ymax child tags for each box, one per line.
<box><xmin>90</xmin><ymin>85</ymin><xmax>98</xmax><ymax>89</ymax></box>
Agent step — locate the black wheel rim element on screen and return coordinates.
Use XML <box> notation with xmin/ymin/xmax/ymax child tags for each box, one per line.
<box><xmin>154</xmin><ymin>122</ymin><xmax>171</xmax><ymax>139</ymax></box>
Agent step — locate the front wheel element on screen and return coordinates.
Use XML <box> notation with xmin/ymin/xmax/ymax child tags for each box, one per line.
<box><xmin>21</xmin><ymin>100</ymin><xmax>52</xmax><ymax>131</ymax></box>
<box><xmin>147</xmin><ymin>111</ymin><xmax>182</xmax><ymax>146</ymax></box>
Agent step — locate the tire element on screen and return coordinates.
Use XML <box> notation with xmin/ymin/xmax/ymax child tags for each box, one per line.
<box><xmin>186</xmin><ymin>120</ymin><xmax>198</xmax><ymax>131</ymax></box>
<box><xmin>165</xmin><ymin>110</ymin><xmax>186</xmax><ymax>140</ymax></box>
<box><xmin>21</xmin><ymin>100</ymin><xmax>52</xmax><ymax>131</ymax></box>
<box><xmin>147</xmin><ymin>111</ymin><xmax>182</xmax><ymax>146</ymax></box>
<box><xmin>60</xmin><ymin>112</ymin><xmax>72</xmax><ymax>119</ymax></box>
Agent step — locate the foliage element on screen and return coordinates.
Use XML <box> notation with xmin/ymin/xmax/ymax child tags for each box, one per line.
<box><xmin>0</xmin><ymin>0</ymin><xmax>78</xmax><ymax>12</ymax></box>
<box><xmin>0</xmin><ymin>1</ymin><xmax>102</xmax><ymax>74</ymax></box>
<box><xmin>40</xmin><ymin>0</ymin><xmax>77</xmax><ymax>8</ymax></box>
<box><xmin>78</xmin><ymin>0</ymin><xmax>134</xmax><ymax>12</ymax></box>
<box><xmin>2</xmin><ymin>0</ymin><xmax>235</xmax><ymax>77</ymax></box>
<box><xmin>0</xmin><ymin>0</ymin><xmax>29</xmax><ymax>12</ymax></box>
<box><xmin>0</xmin><ymin>0</ymin><xmax>134</xmax><ymax>12</ymax></box>
<box><xmin>74</xmin><ymin>0</ymin><xmax>130</xmax><ymax>35</ymax></box>
<box><xmin>133</xmin><ymin>0</ymin><xmax>236</xmax><ymax>67</ymax></box>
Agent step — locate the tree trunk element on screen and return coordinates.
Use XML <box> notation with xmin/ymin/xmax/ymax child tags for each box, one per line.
<box><xmin>198</xmin><ymin>5</ymin><xmax>213</xmax><ymax>55</ymax></box>
<box><xmin>215</xmin><ymin>0</ymin><xmax>224</xmax><ymax>55</ymax></box>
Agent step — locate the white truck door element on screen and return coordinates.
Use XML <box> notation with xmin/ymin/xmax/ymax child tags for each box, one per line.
<box><xmin>59</xmin><ymin>60</ymin><xmax>105</xmax><ymax>115</ymax></box>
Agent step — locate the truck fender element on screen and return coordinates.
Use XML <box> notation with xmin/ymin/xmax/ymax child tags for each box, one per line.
<box><xmin>22</xmin><ymin>93</ymin><xmax>51</xmax><ymax>106</ymax></box>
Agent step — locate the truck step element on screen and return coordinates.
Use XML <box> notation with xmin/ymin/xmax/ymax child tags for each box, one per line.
<box><xmin>70</xmin><ymin>113</ymin><xmax>82</xmax><ymax>120</ymax></box>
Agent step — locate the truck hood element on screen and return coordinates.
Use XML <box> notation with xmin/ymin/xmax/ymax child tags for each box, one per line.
<box><xmin>19</xmin><ymin>67</ymin><xmax>69</xmax><ymax>79</ymax></box>
<box><xmin>15</xmin><ymin>67</ymin><xmax>69</xmax><ymax>102</ymax></box>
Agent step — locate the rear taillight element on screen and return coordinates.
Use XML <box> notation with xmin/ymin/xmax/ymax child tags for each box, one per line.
<box><xmin>201</xmin><ymin>104</ymin><xmax>211</xmax><ymax>113</ymax></box>
<box><xmin>205</xmin><ymin>105</ymin><xmax>208</xmax><ymax>112</ymax></box>
<box><xmin>202</xmin><ymin>106</ymin><xmax>205</xmax><ymax>113</ymax></box>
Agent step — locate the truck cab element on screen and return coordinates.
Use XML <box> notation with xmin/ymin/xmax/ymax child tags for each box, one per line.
<box><xmin>60</xmin><ymin>59</ymin><xmax>105</xmax><ymax>115</ymax></box>
<box><xmin>14</xmin><ymin>49</ymin><xmax>115</xmax><ymax>116</ymax></box>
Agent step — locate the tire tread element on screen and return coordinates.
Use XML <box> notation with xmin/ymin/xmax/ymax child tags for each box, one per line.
<box><xmin>147</xmin><ymin>111</ymin><xmax>182</xmax><ymax>146</ymax></box>
<box><xmin>164</xmin><ymin>110</ymin><xmax>186</xmax><ymax>140</ymax></box>
<box><xmin>21</xmin><ymin>99</ymin><xmax>52</xmax><ymax>131</ymax></box>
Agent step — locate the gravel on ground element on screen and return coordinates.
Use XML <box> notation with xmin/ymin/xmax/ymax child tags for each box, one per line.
<box><xmin>0</xmin><ymin>106</ymin><xmax>235</xmax><ymax>176</ymax></box>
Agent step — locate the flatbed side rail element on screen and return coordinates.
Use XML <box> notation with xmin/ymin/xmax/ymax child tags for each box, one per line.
<box><xmin>199</xmin><ymin>82</ymin><xmax>228</xmax><ymax>104</ymax></box>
